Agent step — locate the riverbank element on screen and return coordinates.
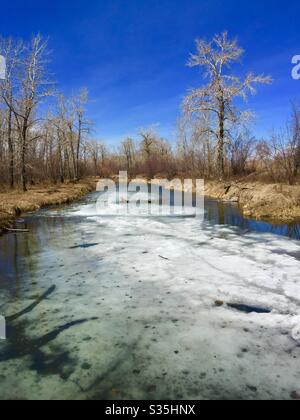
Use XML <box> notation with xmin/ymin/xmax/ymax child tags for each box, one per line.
<box><xmin>204</xmin><ymin>181</ymin><xmax>300</xmax><ymax>224</ymax></box>
<box><xmin>1</xmin><ymin>179</ymin><xmax>300</xmax><ymax>400</ymax></box>
<box><xmin>147</xmin><ymin>178</ymin><xmax>300</xmax><ymax>224</ymax></box>
<box><xmin>0</xmin><ymin>178</ymin><xmax>98</xmax><ymax>234</ymax></box>
<box><xmin>1</xmin><ymin>177</ymin><xmax>300</xmax><ymax>231</ymax></box>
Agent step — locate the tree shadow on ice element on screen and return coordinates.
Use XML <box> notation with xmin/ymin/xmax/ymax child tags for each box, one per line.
<box><xmin>1</xmin><ymin>285</ymin><xmax>99</xmax><ymax>379</ymax></box>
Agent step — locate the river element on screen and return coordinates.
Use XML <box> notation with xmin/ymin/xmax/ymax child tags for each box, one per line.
<box><xmin>0</xmin><ymin>189</ymin><xmax>300</xmax><ymax>400</ymax></box>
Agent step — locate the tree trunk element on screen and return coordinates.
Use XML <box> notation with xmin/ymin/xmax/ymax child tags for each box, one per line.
<box><xmin>21</xmin><ymin>122</ymin><xmax>28</xmax><ymax>192</ymax></box>
<box><xmin>292</xmin><ymin>106</ymin><xmax>300</xmax><ymax>179</ymax></box>
<box><xmin>7</xmin><ymin>108</ymin><xmax>14</xmax><ymax>189</ymax></box>
<box><xmin>218</xmin><ymin>101</ymin><xmax>225</xmax><ymax>180</ymax></box>
<box><xmin>293</xmin><ymin>139</ymin><xmax>300</xmax><ymax>179</ymax></box>
<box><xmin>69</xmin><ymin>137</ymin><xmax>77</xmax><ymax>181</ymax></box>
<box><xmin>76</xmin><ymin>118</ymin><xmax>82</xmax><ymax>181</ymax></box>
<box><xmin>64</xmin><ymin>145</ymin><xmax>72</xmax><ymax>180</ymax></box>
<box><xmin>59</xmin><ymin>144</ymin><xmax>65</xmax><ymax>184</ymax></box>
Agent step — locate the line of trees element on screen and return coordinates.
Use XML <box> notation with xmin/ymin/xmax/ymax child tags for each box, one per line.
<box><xmin>92</xmin><ymin>110</ymin><xmax>300</xmax><ymax>185</ymax></box>
<box><xmin>1</xmin><ymin>32</ymin><xmax>300</xmax><ymax>189</ymax></box>
<box><xmin>0</xmin><ymin>35</ymin><xmax>95</xmax><ymax>191</ymax></box>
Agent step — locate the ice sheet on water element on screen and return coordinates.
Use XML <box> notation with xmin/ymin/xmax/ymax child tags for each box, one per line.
<box><xmin>67</xmin><ymin>190</ymin><xmax>200</xmax><ymax>218</ymax></box>
<box><xmin>47</xmin><ymin>194</ymin><xmax>300</xmax><ymax>320</ymax></box>
<box><xmin>1</xmin><ymin>192</ymin><xmax>300</xmax><ymax>399</ymax></box>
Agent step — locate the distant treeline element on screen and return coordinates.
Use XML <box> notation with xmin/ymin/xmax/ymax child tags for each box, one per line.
<box><xmin>0</xmin><ymin>33</ymin><xmax>300</xmax><ymax>190</ymax></box>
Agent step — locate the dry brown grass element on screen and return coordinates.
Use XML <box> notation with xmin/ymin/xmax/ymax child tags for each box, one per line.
<box><xmin>204</xmin><ymin>181</ymin><xmax>300</xmax><ymax>223</ymax></box>
<box><xmin>1</xmin><ymin>176</ymin><xmax>299</xmax><ymax>232</ymax></box>
<box><xmin>129</xmin><ymin>177</ymin><xmax>300</xmax><ymax>223</ymax></box>
<box><xmin>0</xmin><ymin>178</ymin><xmax>98</xmax><ymax>233</ymax></box>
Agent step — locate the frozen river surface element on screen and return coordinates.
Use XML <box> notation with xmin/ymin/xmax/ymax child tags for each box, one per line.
<box><xmin>0</xmin><ymin>191</ymin><xmax>300</xmax><ymax>400</ymax></box>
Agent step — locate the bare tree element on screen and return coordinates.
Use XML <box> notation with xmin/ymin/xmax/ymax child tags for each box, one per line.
<box><xmin>0</xmin><ymin>37</ymin><xmax>24</xmax><ymax>188</ymax></box>
<box><xmin>228</xmin><ymin>129</ymin><xmax>256</xmax><ymax>175</ymax></box>
<box><xmin>184</xmin><ymin>32</ymin><xmax>272</xmax><ymax>179</ymax></box>
<box><xmin>1</xmin><ymin>34</ymin><xmax>53</xmax><ymax>191</ymax></box>
<box><xmin>291</xmin><ymin>103</ymin><xmax>300</xmax><ymax>179</ymax></box>
<box><xmin>267</xmin><ymin>106</ymin><xmax>300</xmax><ymax>184</ymax></box>
<box><xmin>87</xmin><ymin>140</ymin><xmax>107</xmax><ymax>176</ymax></box>
<box><xmin>177</xmin><ymin>114</ymin><xmax>215</xmax><ymax>178</ymax></box>
<box><xmin>139</xmin><ymin>127</ymin><xmax>156</xmax><ymax>179</ymax></box>
<box><xmin>121</xmin><ymin>138</ymin><xmax>135</xmax><ymax>176</ymax></box>
<box><xmin>0</xmin><ymin>35</ymin><xmax>105</xmax><ymax>186</ymax></box>
<box><xmin>72</xmin><ymin>88</ymin><xmax>90</xmax><ymax>181</ymax></box>
<box><xmin>54</xmin><ymin>90</ymin><xmax>90</xmax><ymax>182</ymax></box>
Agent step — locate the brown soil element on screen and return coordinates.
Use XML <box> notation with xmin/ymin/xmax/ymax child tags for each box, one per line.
<box><xmin>149</xmin><ymin>177</ymin><xmax>300</xmax><ymax>223</ymax></box>
<box><xmin>204</xmin><ymin>181</ymin><xmax>300</xmax><ymax>224</ymax></box>
<box><xmin>0</xmin><ymin>178</ymin><xmax>98</xmax><ymax>234</ymax></box>
<box><xmin>1</xmin><ymin>177</ymin><xmax>299</xmax><ymax>232</ymax></box>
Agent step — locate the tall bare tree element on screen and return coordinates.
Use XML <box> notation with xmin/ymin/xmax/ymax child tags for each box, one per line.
<box><xmin>228</xmin><ymin>128</ymin><xmax>255</xmax><ymax>175</ymax></box>
<box><xmin>73</xmin><ymin>89</ymin><xmax>89</xmax><ymax>181</ymax></box>
<box><xmin>139</xmin><ymin>127</ymin><xmax>157</xmax><ymax>179</ymax></box>
<box><xmin>184</xmin><ymin>31</ymin><xmax>272</xmax><ymax>179</ymax></box>
<box><xmin>0</xmin><ymin>37</ymin><xmax>24</xmax><ymax>188</ymax></box>
<box><xmin>1</xmin><ymin>34</ymin><xmax>53</xmax><ymax>191</ymax></box>
<box><xmin>292</xmin><ymin>103</ymin><xmax>300</xmax><ymax>179</ymax></box>
<box><xmin>121</xmin><ymin>138</ymin><xmax>135</xmax><ymax>175</ymax></box>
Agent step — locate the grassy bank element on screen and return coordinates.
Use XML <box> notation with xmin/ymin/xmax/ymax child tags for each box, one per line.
<box><xmin>1</xmin><ymin>177</ymin><xmax>299</xmax><ymax>232</ymax></box>
<box><xmin>0</xmin><ymin>178</ymin><xmax>98</xmax><ymax>234</ymax></box>
<box><xmin>204</xmin><ymin>181</ymin><xmax>300</xmax><ymax>224</ymax></box>
<box><xmin>148</xmin><ymin>178</ymin><xmax>300</xmax><ymax>224</ymax></box>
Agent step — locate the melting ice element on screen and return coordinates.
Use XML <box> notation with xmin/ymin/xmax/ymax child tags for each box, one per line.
<box><xmin>0</xmin><ymin>190</ymin><xmax>300</xmax><ymax>400</ymax></box>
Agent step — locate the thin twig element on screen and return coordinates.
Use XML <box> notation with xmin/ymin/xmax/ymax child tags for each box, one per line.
<box><xmin>5</xmin><ymin>228</ymin><xmax>29</xmax><ymax>233</ymax></box>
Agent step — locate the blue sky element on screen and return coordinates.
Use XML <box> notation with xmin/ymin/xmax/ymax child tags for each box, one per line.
<box><xmin>1</xmin><ymin>0</ymin><xmax>300</xmax><ymax>144</ymax></box>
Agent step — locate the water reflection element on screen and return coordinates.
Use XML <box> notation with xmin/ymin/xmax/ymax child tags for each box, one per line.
<box><xmin>1</xmin><ymin>194</ymin><xmax>300</xmax><ymax>298</ymax></box>
<box><xmin>1</xmin><ymin>192</ymin><xmax>300</xmax><ymax>400</ymax></box>
<box><xmin>205</xmin><ymin>199</ymin><xmax>300</xmax><ymax>240</ymax></box>
<box><xmin>0</xmin><ymin>216</ymin><xmax>78</xmax><ymax>298</ymax></box>
<box><xmin>164</xmin><ymin>188</ymin><xmax>300</xmax><ymax>240</ymax></box>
